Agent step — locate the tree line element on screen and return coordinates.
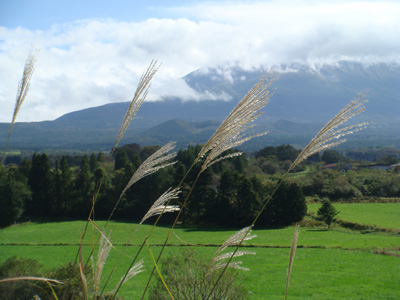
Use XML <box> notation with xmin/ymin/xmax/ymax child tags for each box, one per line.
<box><xmin>0</xmin><ymin>144</ymin><xmax>307</xmax><ymax>227</ymax></box>
<box><xmin>2</xmin><ymin>143</ymin><xmax>400</xmax><ymax>228</ymax></box>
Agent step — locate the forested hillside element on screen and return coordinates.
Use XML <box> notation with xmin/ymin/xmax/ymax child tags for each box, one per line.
<box><xmin>2</xmin><ymin>143</ymin><xmax>400</xmax><ymax>228</ymax></box>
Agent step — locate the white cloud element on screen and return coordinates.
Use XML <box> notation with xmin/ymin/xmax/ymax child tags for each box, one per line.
<box><xmin>0</xmin><ymin>0</ymin><xmax>399</xmax><ymax>121</ymax></box>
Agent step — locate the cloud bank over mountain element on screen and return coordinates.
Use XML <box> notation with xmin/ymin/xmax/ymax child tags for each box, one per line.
<box><xmin>1</xmin><ymin>1</ymin><xmax>399</xmax><ymax>121</ymax></box>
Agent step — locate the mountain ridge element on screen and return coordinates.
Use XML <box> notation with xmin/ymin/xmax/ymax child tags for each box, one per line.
<box><xmin>1</xmin><ymin>61</ymin><xmax>399</xmax><ymax>151</ymax></box>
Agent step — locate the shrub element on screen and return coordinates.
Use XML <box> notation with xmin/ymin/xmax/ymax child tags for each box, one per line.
<box><xmin>0</xmin><ymin>256</ymin><xmax>44</xmax><ymax>300</ymax></box>
<box><xmin>149</xmin><ymin>249</ymin><xmax>248</xmax><ymax>300</ymax></box>
<box><xmin>0</xmin><ymin>257</ymin><xmax>91</xmax><ymax>300</ymax></box>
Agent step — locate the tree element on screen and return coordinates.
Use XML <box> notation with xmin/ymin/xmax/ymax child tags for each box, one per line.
<box><xmin>140</xmin><ymin>145</ymin><xmax>161</xmax><ymax>161</ymax></box>
<box><xmin>317</xmin><ymin>200</ymin><xmax>339</xmax><ymax>229</ymax></box>
<box><xmin>307</xmin><ymin>152</ymin><xmax>320</xmax><ymax>163</ymax></box>
<box><xmin>27</xmin><ymin>153</ymin><xmax>54</xmax><ymax>217</ymax></box>
<box><xmin>89</xmin><ymin>153</ymin><xmax>99</xmax><ymax>173</ymax></box>
<box><xmin>57</xmin><ymin>156</ymin><xmax>73</xmax><ymax>216</ymax></box>
<box><xmin>256</xmin><ymin>146</ymin><xmax>277</xmax><ymax>159</ymax></box>
<box><xmin>114</xmin><ymin>149</ymin><xmax>130</xmax><ymax>171</ymax></box>
<box><xmin>321</xmin><ymin>150</ymin><xmax>340</xmax><ymax>164</ymax></box>
<box><xmin>276</xmin><ymin>145</ymin><xmax>299</xmax><ymax>162</ymax></box>
<box><xmin>0</xmin><ymin>173</ymin><xmax>31</xmax><ymax>227</ymax></box>
<box><xmin>260</xmin><ymin>180</ymin><xmax>307</xmax><ymax>226</ymax></box>
<box><xmin>17</xmin><ymin>158</ymin><xmax>31</xmax><ymax>179</ymax></box>
<box><xmin>73</xmin><ymin>155</ymin><xmax>95</xmax><ymax>217</ymax></box>
<box><xmin>378</xmin><ymin>156</ymin><xmax>398</xmax><ymax>165</ymax></box>
<box><xmin>235</xmin><ymin>176</ymin><xmax>260</xmax><ymax>225</ymax></box>
<box><xmin>97</xmin><ymin>151</ymin><xmax>105</xmax><ymax>162</ymax></box>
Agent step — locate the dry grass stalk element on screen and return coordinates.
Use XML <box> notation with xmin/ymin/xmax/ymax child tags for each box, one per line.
<box><xmin>289</xmin><ymin>92</ymin><xmax>368</xmax><ymax>172</ymax></box>
<box><xmin>215</xmin><ymin>226</ymin><xmax>257</xmax><ymax>256</ymax></box>
<box><xmin>107</xmin><ymin>141</ymin><xmax>177</xmax><ymax>223</ymax></box>
<box><xmin>99</xmin><ymin>188</ymin><xmax>179</xmax><ymax>298</ymax></box>
<box><xmin>197</xmin><ymin>74</ymin><xmax>273</xmax><ymax>173</ymax></box>
<box><xmin>209</xmin><ymin>251</ymin><xmax>256</xmax><ymax>273</ymax></box>
<box><xmin>1</xmin><ymin>48</ymin><xmax>39</xmax><ymax>167</ymax></box>
<box><xmin>140</xmin><ymin>187</ymin><xmax>181</xmax><ymax>224</ymax></box>
<box><xmin>112</xmin><ymin>259</ymin><xmax>145</xmax><ymax>293</ymax></box>
<box><xmin>207</xmin><ymin>93</ymin><xmax>368</xmax><ymax>299</ymax></box>
<box><xmin>112</xmin><ymin>60</ymin><xmax>160</xmax><ymax>153</ymax></box>
<box><xmin>285</xmin><ymin>224</ymin><xmax>300</xmax><ymax>300</ymax></box>
<box><xmin>11</xmin><ymin>48</ymin><xmax>39</xmax><ymax>128</ymax></box>
<box><xmin>120</xmin><ymin>141</ymin><xmax>177</xmax><ymax>200</ymax></box>
<box><xmin>91</xmin><ymin>230</ymin><xmax>112</xmax><ymax>296</ymax></box>
<box><xmin>0</xmin><ymin>276</ymin><xmax>62</xmax><ymax>285</ymax></box>
<box><xmin>208</xmin><ymin>227</ymin><xmax>256</xmax><ymax>274</ymax></box>
<box><xmin>79</xmin><ymin>236</ymin><xmax>89</xmax><ymax>300</ymax></box>
<box><xmin>139</xmin><ymin>75</ymin><xmax>272</xmax><ymax>298</ymax></box>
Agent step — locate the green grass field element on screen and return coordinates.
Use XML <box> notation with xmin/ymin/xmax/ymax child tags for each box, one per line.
<box><xmin>1</xmin><ymin>210</ymin><xmax>399</xmax><ymax>300</ymax></box>
<box><xmin>1</xmin><ymin>220</ymin><xmax>398</xmax><ymax>250</ymax></box>
<box><xmin>1</xmin><ymin>245</ymin><xmax>399</xmax><ymax>299</ymax></box>
<box><xmin>308</xmin><ymin>202</ymin><xmax>400</xmax><ymax>229</ymax></box>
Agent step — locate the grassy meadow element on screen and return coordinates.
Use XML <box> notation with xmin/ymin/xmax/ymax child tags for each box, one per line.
<box><xmin>1</xmin><ymin>204</ymin><xmax>399</xmax><ymax>299</ymax></box>
<box><xmin>308</xmin><ymin>202</ymin><xmax>400</xmax><ymax>230</ymax></box>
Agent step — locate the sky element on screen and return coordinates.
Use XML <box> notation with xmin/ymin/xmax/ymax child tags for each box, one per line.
<box><xmin>1</xmin><ymin>0</ymin><xmax>399</xmax><ymax>122</ymax></box>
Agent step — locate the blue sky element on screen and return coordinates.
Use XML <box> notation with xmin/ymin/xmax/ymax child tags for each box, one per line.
<box><xmin>1</xmin><ymin>0</ymin><xmax>200</xmax><ymax>29</ymax></box>
<box><xmin>1</xmin><ymin>0</ymin><xmax>399</xmax><ymax>122</ymax></box>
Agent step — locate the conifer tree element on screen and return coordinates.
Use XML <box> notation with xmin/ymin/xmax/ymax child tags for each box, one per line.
<box><xmin>89</xmin><ymin>153</ymin><xmax>99</xmax><ymax>173</ymax></box>
<box><xmin>27</xmin><ymin>153</ymin><xmax>53</xmax><ymax>217</ymax></box>
<box><xmin>317</xmin><ymin>200</ymin><xmax>339</xmax><ymax>230</ymax></box>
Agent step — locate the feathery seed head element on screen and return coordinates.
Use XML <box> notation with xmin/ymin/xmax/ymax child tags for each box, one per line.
<box><xmin>208</xmin><ymin>227</ymin><xmax>257</xmax><ymax>275</ymax></box>
<box><xmin>12</xmin><ymin>48</ymin><xmax>39</xmax><ymax>125</ymax></box>
<box><xmin>140</xmin><ymin>187</ymin><xmax>181</xmax><ymax>224</ymax></box>
<box><xmin>197</xmin><ymin>74</ymin><xmax>273</xmax><ymax>173</ymax></box>
<box><xmin>285</xmin><ymin>224</ymin><xmax>300</xmax><ymax>300</ymax></box>
<box><xmin>93</xmin><ymin>230</ymin><xmax>113</xmax><ymax>295</ymax></box>
<box><xmin>112</xmin><ymin>60</ymin><xmax>160</xmax><ymax>153</ymax></box>
<box><xmin>216</xmin><ymin>226</ymin><xmax>257</xmax><ymax>257</ymax></box>
<box><xmin>113</xmin><ymin>259</ymin><xmax>145</xmax><ymax>291</ymax></box>
<box><xmin>289</xmin><ymin>91</ymin><xmax>368</xmax><ymax>172</ymax></box>
<box><xmin>119</xmin><ymin>141</ymin><xmax>177</xmax><ymax>200</ymax></box>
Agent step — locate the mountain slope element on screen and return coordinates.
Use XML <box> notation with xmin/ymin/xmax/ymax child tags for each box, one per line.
<box><xmin>1</xmin><ymin>61</ymin><xmax>399</xmax><ymax>151</ymax></box>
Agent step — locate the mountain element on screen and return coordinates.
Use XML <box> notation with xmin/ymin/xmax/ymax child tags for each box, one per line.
<box><xmin>1</xmin><ymin>61</ymin><xmax>399</xmax><ymax>152</ymax></box>
<box><xmin>185</xmin><ymin>62</ymin><xmax>400</xmax><ymax>122</ymax></box>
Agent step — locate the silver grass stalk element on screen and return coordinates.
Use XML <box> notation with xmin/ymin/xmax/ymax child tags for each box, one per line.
<box><xmin>99</xmin><ymin>188</ymin><xmax>180</xmax><ymax>298</ymax></box>
<box><xmin>212</xmin><ymin>250</ymin><xmax>256</xmax><ymax>264</ymax></box>
<box><xmin>207</xmin><ymin>227</ymin><xmax>256</xmax><ymax>275</ymax></box>
<box><xmin>140</xmin><ymin>188</ymin><xmax>181</xmax><ymax>224</ymax></box>
<box><xmin>112</xmin><ymin>60</ymin><xmax>160</xmax><ymax>153</ymax></box>
<box><xmin>79</xmin><ymin>237</ymin><xmax>89</xmax><ymax>300</ymax></box>
<box><xmin>139</xmin><ymin>75</ymin><xmax>271</xmax><ymax>298</ymax></box>
<box><xmin>207</xmin><ymin>93</ymin><xmax>368</xmax><ymax>300</ymax></box>
<box><xmin>0</xmin><ymin>277</ymin><xmax>63</xmax><ymax>285</ymax></box>
<box><xmin>119</xmin><ymin>141</ymin><xmax>177</xmax><ymax>200</ymax></box>
<box><xmin>209</xmin><ymin>251</ymin><xmax>256</xmax><ymax>274</ymax></box>
<box><xmin>112</xmin><ymin>259</ymin><xmax>145</xmax><ymax>292</ymax></box>
<box><xmin>11</xmin><ymin>48</ymin><xmax>39</xmax><ymax>127</ymax></box>
<box><xmin>289</xmin><ymin>92</ymin><xmax>368</xmax><ymax>172</ymax></box>
<box><xmin>215</xmin><ymin>226</ymin><xmax>257</xmax><ymax>257</ymax></box>
<box><xmin>140</xmin><ymin>75</ymin><xmax>270</xmax><ymax>300</ymax></box>
<box><xmin>92</xmin><ymin>231</ymin><xmax>112</xmax><ymax>296</ymax></box>
<box><xmin>285</xmin><ymin>224</ymin><xmax>300</xmax><ymax>300</ymax></box>
<box><xmin>197</xmin><ymin>74</ymin><xmax>273</xmax><ymax>173</ymax></box>
<box><xmin>107</xmin><ymin>142</ymin><xmax>177</xmax><ymax>223</ymax></box>
<box><xmin>2</xmin><ymin>48</ymin><xmax>39</xmax><ymax>167</ymax></box>
<box><xmin>209</xmin><ymin>261</ymin><xmax>251</xmax><ymax>273</ymax></box>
